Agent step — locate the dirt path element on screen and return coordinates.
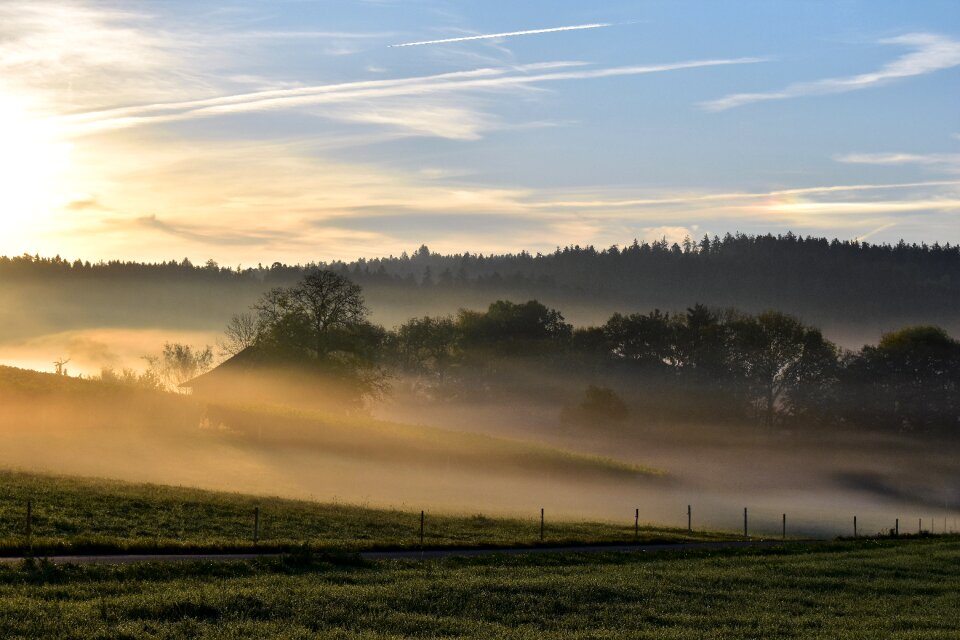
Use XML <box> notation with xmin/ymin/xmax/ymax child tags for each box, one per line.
<box><xmin>0</xmin><ymin>539</ymin><xmax>818</xmax><ymax>565</ymax></box>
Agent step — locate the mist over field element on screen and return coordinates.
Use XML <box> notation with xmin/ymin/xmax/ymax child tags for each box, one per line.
<box><xmin>0</xmin><ymin>363</ymin><xmax>955</xmax><ymax>539</ymax></box>
<box><xmin>1</xmin><ymin>242</ymin><xmax>958</xmax><ymax>539</ymax></box>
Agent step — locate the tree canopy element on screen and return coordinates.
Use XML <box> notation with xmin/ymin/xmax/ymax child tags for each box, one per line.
<box><xmin>226</xmin><ymin>270</ymin><xmax>386</xmax><ymax>405</ymax></box>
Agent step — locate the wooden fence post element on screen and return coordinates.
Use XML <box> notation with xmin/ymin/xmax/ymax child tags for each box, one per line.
<box><xmin>854</xmin><ymin>515</ymin><xmax>857</xmax><ymax>539</ymax></box>
<box><xmin>26</xmin><ymin>500</ymin><xmax>32</xmax><ymax>553</ymax></box>
<box><xmin>687</xmin><ymin>505</ymin><xmax>692</xmax><ymax>533</ymax></box>
<box><xmin>782</xmin><ymin>513</ymin><xmax>786</xmax><ymax>540</ymax></box>
<box><xmin>420</xmin><ymin>510</ymin><xmax>425</xmax><ymax>547</ymax></box>
<box><xmin>253</xmin><ymin>506</ymin><xmax>260</xmax><ymax>544</ymax></box>
<box><xmin>743</xmin><ymin>508</ymin><xmax>748</xmax><ymax>539</ymax></box>
<box><xmin>895</xmin><ymin>518</ymin><xmax>899</xmax><ymax>537</ymax></box>
<box><xmin>540</xmin><ymin>508</ymin><xmax>544</xmax><ymax>542</ymax></box>
<box><xmin>634</xmin><ymin>508</ymin><xmax>639</xmax><ymax>539</ymax></box>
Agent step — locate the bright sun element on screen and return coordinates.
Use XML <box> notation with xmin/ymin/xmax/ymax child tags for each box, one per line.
<box><xmin>0</xmin><ymin>92</ymin><xmax>73</xmax><ymax>253</ymax></box>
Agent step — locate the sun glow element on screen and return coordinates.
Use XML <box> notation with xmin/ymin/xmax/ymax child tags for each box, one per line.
<box><xmin>0</xmin><ymin>92</ymin><xmax>73</xmax><ymax>253</ymax></box>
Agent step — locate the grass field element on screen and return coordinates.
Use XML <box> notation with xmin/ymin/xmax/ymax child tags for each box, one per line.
<box><xmin>0</xmin><ymin>471</ymin><xmax>734</xmax><ymax>556</ymax></box>
<box><xmin>0</xmin><ymin>538</ymin><xmax>957</xmax><ymax>638</ymax></box>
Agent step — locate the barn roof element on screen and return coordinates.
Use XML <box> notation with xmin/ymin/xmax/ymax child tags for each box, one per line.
<box><xmin>178</xmin><ymin>346</ymin><xmax>263</xmax><ymax>388</ymax></box>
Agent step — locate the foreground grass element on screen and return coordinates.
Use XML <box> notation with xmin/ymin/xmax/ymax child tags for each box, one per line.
<box><xmin>0</xmin><ymin>539</ymin><xmax>957</xmax><ymax>638</ymax></box>
<box><xmin>0</xmin><ymin>471</ymin><xmax>733</xmax><ymax>556</ymax></box>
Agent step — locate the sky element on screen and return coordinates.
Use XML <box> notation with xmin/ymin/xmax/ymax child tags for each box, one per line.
<box><xmin>1</xmin><ymin>0</ymin><xmax>958</xmax><ymax>264</ymax></box>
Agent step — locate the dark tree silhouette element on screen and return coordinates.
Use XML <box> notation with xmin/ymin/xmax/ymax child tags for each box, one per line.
<box><xmin>242</xmin><ymin>270</ymin><xmax>386</xmax><ymax>404</ymax></box>
<box><xmin>457</xmin><ymin>300</ymin><xmax>572</xmax><ymax>356</ymax></box>
<box><xmin>561</xmin><ymin>385</ymin><xmax>629</xmax><ymax>430</ymax></box>
<box><xmin>726</xmin><ymin>312</ymin><xmax>837</xmax><ymax>427</ymax></box>
<box><xmin>842</xmin><ymin>326</ymin><xmax>960</xmax><ymax>432</ymax></box>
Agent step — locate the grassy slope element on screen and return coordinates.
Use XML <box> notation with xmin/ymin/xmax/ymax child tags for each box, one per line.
<box><xmin>0</xmin><ymin>539</ymin><xmax>957</xmax><ymax>638</ymax></box>
<box><xmin>211</xmin><ymin>400</ymin><xmax>659</xmax><ymax>478</ymax></box>
<box><xmin>0</xmin><ymin>364</ymin><xmax>658</xmax><ymax>478</ymax></box>
<box><xmin>0</xmin><ymin>471</ymin><xmax>732</xmax><ymax>555</ymax></box>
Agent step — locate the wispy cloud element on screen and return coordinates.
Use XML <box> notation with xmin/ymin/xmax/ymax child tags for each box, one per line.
<box><xmin>859</xmin><ymin>222</ymin><xmax>898</xmax><ymax>241</ymax></box>
<box><xmin>836</xmin><ymin>152</ymin><xmax>960</xmax><ymax>173</ymax></box>
<box><xmin>60</xmin><ymin>57</ymin><xmax>763</xmax><ymax>136</ymax></box>
<box><xmin>532</xmin><ymin>180</ymin><xmax>960</xmax><ymax>209</ymax></box>
<box><xmin>134</xmin><ymin>215</ymin><xmax>301</xmax><ymax>247</ymax></box>
<box><xmin>230</xmin><ymin>30</ymin><xmax>395</xmax><ymax>41</ymax></box>
<box><xmin>0</xmin><ymin>1</ymin><xmax>210</xmax><ymax>111</ymax></box>
<box><xmin>389</xmin><ymin>23</ymin><xmax>612</xmax><ymax>48</ymax></box>
<box><xmin>762</xmin><ymin>199</ymin><xmax>960</xmax><ymax>215</ymax></box>
<box><xmin>331</xmin><ymin>101</ymin><xmax>493</xmax><ymax>140</ymax></box>
<box><xmin>42</xmin><ymin>131</ymin><xmax>960</xmax><ymax>262</ymax></box>
<box><xmin>59</xmin><ymin>62</ymin><xmax>579</xmax><ymax>131</ymax></box>
<box><xmin>703</xmin><ymin>33</ymin><xmax>960</xmax><ymax>111</ymax></box>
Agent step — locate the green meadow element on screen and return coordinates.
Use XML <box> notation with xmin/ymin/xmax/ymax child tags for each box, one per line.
<box><xmin>0</xmin><ymin>470</ymin><xmax>730</xmax><ymax>556</ymax></box>
<box><xmin>0</xmin><ymin>538</ymin><xmax>957</xmax><ymax>639</ymax></box>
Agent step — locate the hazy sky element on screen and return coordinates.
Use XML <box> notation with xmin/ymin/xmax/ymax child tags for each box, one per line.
<box><xmin>1</xmin><ymin>0</ymin><xmax>958</xmax><ymax>264</ymax></box>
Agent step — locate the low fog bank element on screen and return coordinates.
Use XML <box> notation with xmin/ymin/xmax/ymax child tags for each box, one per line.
<box><xmin>0</xmin><ymin>368</ymin><xmax>656</xmax><ymax>523</ymax></box>
<box><xmin>0</xmin><ymin>366</ymin><xmax>956</xmax><ymax>539</ymax></box>
<box><xmin>375</xmin><ymin>393</ymin><xmax>960</xmax><ymax>536</ymax></box>
<box><xmin>0</xmin><ymin>327</ymin><xmax>221</xmax><ymax>377</ymax></box>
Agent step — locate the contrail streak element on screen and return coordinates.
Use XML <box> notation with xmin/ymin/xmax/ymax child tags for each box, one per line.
<box><xmin>389</xmin><ymin>23</ymin><xmax>612</xmax><ymax>48</ymax></box>
<box><xmin>58</xmin><ymin>58</ymin><xmax>761</xmax><ymax>135</ymax></box>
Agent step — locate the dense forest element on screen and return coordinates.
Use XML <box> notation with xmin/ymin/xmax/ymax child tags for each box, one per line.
<box><xmin>2</xmin><ymin>232</ymin><xmax>959</xmax><ymax>344</ymax></box>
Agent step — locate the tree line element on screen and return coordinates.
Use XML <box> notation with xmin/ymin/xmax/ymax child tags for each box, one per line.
<box><xmin>4</xmin><ymin>233</ymin><xmax>959</xmax><ymax>328</ymax></box>
<box><xmin>216</xmin><ymin>271</ymin><xmax>959</xmax><ymax>435</ymax></box>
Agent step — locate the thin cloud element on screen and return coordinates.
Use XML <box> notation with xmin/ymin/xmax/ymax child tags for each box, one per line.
<box><xmin>134</xmin><ymin>215</ymin><xmax>301</xmax><ymax>247</ymax></box>
<box><xmin>836</xmin><ymin>152</ymin><xmax>960</xmax><ymax>173</ymax></box>
<box><xmin>533</xmin><ymin>180</ymin><xmax>960</xmax><ymax>209</ymax></box>
<box><xmin>389</xmin><ymin>23</ymin><xmax>612</xmax><ymax>48</ymax></box>
<box><xmin>59</xmin><ymin>62</ymin><xmax>581</xmax><ymax>129</ymax></box>
<box><xmin>763</xmin><ymin>200</ymin><xmax>960</xmax><ymax>215</ymax></box>
<box><xmin>859</xmin><ymin>222</ymin><xmax>898</xmax><ymax>241</ymax></box>
<box><xmin>231</xmin><ymin>30</ymin><xmax>395</xmax><ymax>40</ymax></box>
<box><xmin>703</xmin><ymin>33</ymin><xmax>960</xmax><ymax>111</ymax></box>
<box><xmin>61</xmin><ymin>58</ymin><xmax>762</xmax><ymax>135</ymax></box>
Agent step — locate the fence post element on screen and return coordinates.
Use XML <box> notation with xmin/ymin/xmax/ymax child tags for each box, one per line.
<box><xmin>782</xmin><ymin>513</ymin><xmax>786</xmax><ymax>540</ymax></box>
<box><xmin>420</xmin><ymin>510</ymin><xmax>425</xmax><ymax>547</ymax></box>
<box><xmin>253</xmin><ymin>506</ymin><xmax>260</xmax><ymax>544</ymax></box>
<box><xmin>919</xmin><ymin>518</ymin><xmax>922</xmax><ymax>535</ymax></box>
<box><xmin>854</xmin><ymin>515</ymin><xmax>857</xmax><ymax>539</ymax></box>
<box><xmin>895</xmin><ymin>518</ymin><xmax>899</xmax><ymax>537</ymax></box>
<box><xmin>743</xmin><ymin>508</ymin><xmax>748</xmax><ymax>539</ymax></box>
<box><xmin>26</xmin><ymin>500</ymin><xmax>32</xmax><ymax>553</ymax></box>
<box><xmin>540</xmin><ymin>508</ymin><xmax>544</xmax><ymax>542</ymax></box>
<box><xmin>634</xmin><ymin>508</ymin><xmax>639</xmax><ymax>539</ymax></box>
<box><xmin>687</xmin><ymin>505</ymin><xmax>692</xmax><ymax>533</ymax></box>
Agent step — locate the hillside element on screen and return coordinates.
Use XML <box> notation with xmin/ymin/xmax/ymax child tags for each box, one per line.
<box><xmin>0</xmin><ymin>366</ymin><xmax>663</xmax><ymax>521</ymax></box>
